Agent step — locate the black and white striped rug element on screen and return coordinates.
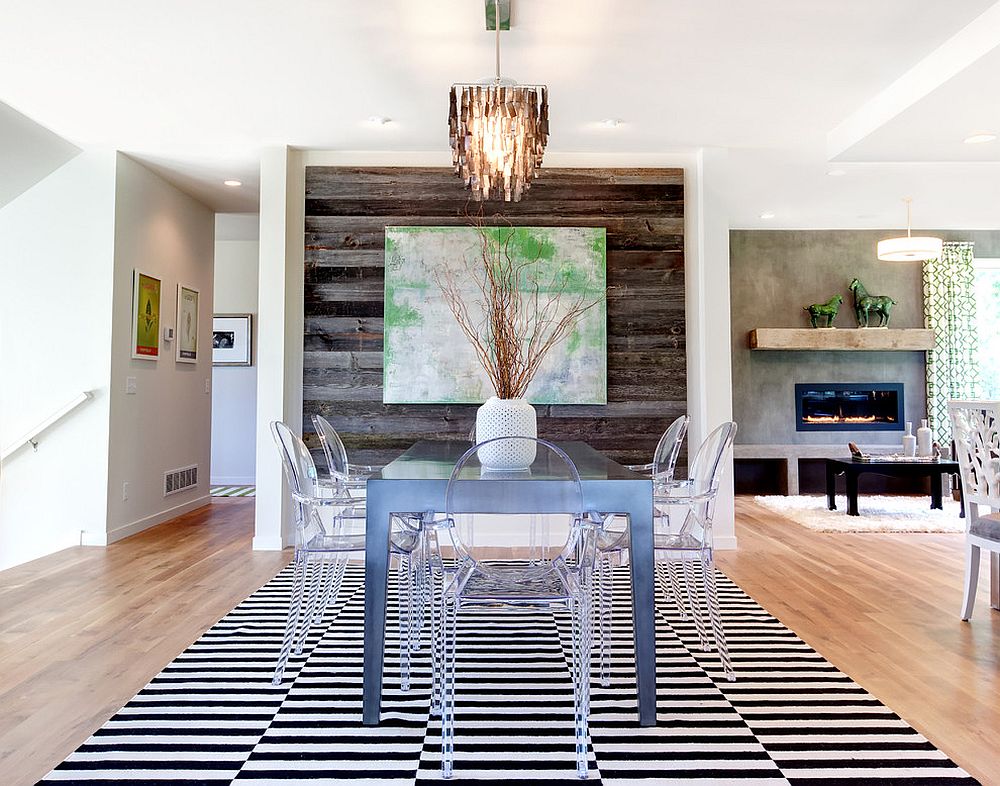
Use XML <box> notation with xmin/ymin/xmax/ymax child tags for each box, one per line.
<box><xmin>41</xmin><ymin>565</ymin><xmax>977</xmax><ymax>784</ymax></box>
<box><xmin>210</xmin><ymin>486</ymin><xmax>257</xmax><ymax>498</ymax></box>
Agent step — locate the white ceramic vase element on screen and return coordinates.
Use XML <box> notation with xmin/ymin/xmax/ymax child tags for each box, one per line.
<box><xmin>902</xmin><ymin>421</ymin><xmax>917</xmax><ymax>457</ymax></box>
<box><xmin>475</xmin><ymin>396</ymin><xmax>538</xmax><ymax>470</ymax></box>
<box><xmin>917</xmin><ymin>418</ymin><xmax>933</xmax><ymax>457</ymax></box>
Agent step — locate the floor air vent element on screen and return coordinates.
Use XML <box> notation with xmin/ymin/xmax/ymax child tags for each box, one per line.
<box><xmin>164</xmin><ymin>465</ymin><xmax>198</xmax><ymax>497</ymax></box>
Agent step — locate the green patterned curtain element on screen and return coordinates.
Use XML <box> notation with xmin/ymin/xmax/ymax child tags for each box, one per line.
<box><xmin>923</xmin><ymin>241</ymin><xmax>979</xmax><ymax>443</ymax></box>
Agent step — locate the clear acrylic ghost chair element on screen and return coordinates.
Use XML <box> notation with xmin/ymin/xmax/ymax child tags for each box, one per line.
<box><xmin>312</xmin><ymin>413</ymin><xmax>430</xmax><ymax>639</ymax></box>
<box><xmin>594</xmin><ymin>415</ymin><xmax>690</xmax><ymax>687</ymax></box>
<box><xmin>597</xmin><ymin>421</ymin><xmax>737</xmax><ymax>682</ymax></box>
<box><xmin>270</xmin><ymin>421</ymin><xmax>421</xmax><ymax>688</ymax></box>
<box><xmin>948</xmin><ymin>401</ymin><xmax>1000</xmax><ymax>620</ymax></box>
<box><xmin>312</xmin><ymin>414</ymin><xmax>377</xmax><ymax>499</ymax></box>
<box><xmin>427</xmin><ymin>437</ymin><xmax>602</xmax><ymax>780</ymax></box>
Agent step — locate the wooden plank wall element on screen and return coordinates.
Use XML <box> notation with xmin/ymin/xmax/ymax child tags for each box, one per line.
<box><xmin>302</xmin><ymin>166</ymin><xmax>686</xmax><ymax>468</ymax></box>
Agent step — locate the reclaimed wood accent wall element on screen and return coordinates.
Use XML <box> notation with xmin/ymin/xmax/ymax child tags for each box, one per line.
<box><xmin>303</xmin><ymin>166</ymin><xmax>685</xmax><ymax>467</ymax></box>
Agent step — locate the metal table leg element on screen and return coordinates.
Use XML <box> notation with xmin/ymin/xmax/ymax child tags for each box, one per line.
<box><xmin>826</xmin><ymin>461</ymin><xmax>837</xmax><ymax>510</ymax></box>
<box><xmin>625</xmin><ymin>489</ymin><xmax>657</xmax><ymax>727</ymax></box>
<box><xmin>362</xmin><ymin>484</ymin><xmax>392</xmax><ymax>726</ymax></box>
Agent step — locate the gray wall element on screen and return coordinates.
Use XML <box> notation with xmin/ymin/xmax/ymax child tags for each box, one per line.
<box><xmin>730</xmin><ymin>230</ymin><xmax>1000</xmax><ymax>446</ymax></box>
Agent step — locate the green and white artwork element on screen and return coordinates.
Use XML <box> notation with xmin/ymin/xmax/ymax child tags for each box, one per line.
<box><xmin>384</xmin><ymin>226</ymin><xmax>607</xmax><ymax>404</ymax></box>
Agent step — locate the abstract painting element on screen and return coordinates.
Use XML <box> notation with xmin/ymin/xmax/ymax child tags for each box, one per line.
<box><xmin>384</xmin><ymin>226</ymin><xmax>606</xmax><ymax>404</ymax></box>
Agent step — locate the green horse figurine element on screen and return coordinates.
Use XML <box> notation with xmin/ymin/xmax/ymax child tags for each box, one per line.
<box><xmin>804</xmin><ymin>294</ymin><xmax>843</xmax><ymax>328</ymax></box>
<box><xmin>849</xmin><ymin>278</ymin><xmax>896</xmax><ymax>327</ymax></box>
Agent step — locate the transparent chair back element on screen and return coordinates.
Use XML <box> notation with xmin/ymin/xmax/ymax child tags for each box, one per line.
<box><xmin>270</xmin><ymin>420</ymin><xmax>363</xmax><ymax>550</ymax></box>
<box><xmin>652</xmin><ymin>415</ymin><xmax>690</xmax><ymax>486</ymax></box>
<box><xmin>680</xmin><ymin>421</ymin><xmax>737</xmax><ymax>543</ymax></box>
<box><xmin>272</xmin><ymin>420</ymin><xmax>323</xmax><ymax>499</ymax></box>
<box><xmin>444</xmin><ymin>437</ymin><xmax>587</xmax><ymax>589</ymax></box>
<box><xmin>312</xmin><ymin>413</ymin><xmax>350</xmax><ymax>482</ymax></box>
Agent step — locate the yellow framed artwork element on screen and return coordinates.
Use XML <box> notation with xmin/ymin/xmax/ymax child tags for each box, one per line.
<box><xmin>131</xmin><ymin>270</ymin><xmax>161</xmax><ymax>360</ymax></box>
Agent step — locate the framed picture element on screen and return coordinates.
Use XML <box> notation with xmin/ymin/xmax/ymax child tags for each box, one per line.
<box><xmin>175</xmin><ymin>284</ymin><xmax>199</xmax><ymax>363</ymax></box>
<box><xmin>213</xmin><ymin>314</ymin><xmax>252</xmax><ymax>366</ymax></box>
<box><xmin>131</xmin><ymin>270</ymin><xmax>161</xmax><ymax>360</ymax></box>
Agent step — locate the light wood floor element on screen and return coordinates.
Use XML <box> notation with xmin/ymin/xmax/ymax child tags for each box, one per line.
<box><xmin>0</xmin><ymin>499</ymin><xmax>289</xmax><ymax>786</ymax></box>
<box><xmin>718</xmin><ymin>497</ymin><xmax>1000</xmax><ymax>786</ymax></box>
<box><xmin>1</xmin><ymin>497</ymin><xmax>998</xmax><ymax>784</ymax></box>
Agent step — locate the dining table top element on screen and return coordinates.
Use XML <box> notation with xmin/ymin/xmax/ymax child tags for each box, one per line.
<box><xmin>374</xmin><ymin>439</ymin><xmax>647</xmax><ymax>482</ymax></box>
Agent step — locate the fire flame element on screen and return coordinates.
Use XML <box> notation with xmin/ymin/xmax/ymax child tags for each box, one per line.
<box><xmin>803</xmin><ymin>415</ymin><xmax>879</xmax><ymax>424</ymax></box>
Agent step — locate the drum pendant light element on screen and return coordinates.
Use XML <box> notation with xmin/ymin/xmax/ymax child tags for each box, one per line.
<box><xmin>877</xmin><ymin>198</ymin><xmax>943</xmax><ymax>261</ymax></box>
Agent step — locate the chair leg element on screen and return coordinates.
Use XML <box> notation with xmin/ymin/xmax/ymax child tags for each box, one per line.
<box><xmin>701</xmin><ymin>552</ymin><xmax>734</xmax><ymax>681</ymax></box>
<box><xmin>666</xmin><ymin>561</ymin><xmax>688</xmax><ymax>619</ymax></box>
<box><xmin>441</xmin><ymin>597</ymin><xmax>458</xmax><ymax>780</ymax></box>
<box><xmin>961</xmin><ymin>543</ymin><xmax>982</xmax><ymax>621</ymax></box>
<box><xmin>683</xmin><ymin>558</ymin><xmax>710</xmax><ymax>651</ymax></box>
<box><xmin>430</xmin><ymin>547</ymin><xmax>444</xmax><ymax>716</ymax></box>
<box><xmin>312</xmin><ymin>559</ymin><xmax>332</xmax><ymax>624</ymax></box>
<box><xmin>570</xmin><ymin>596</ymin><xmax>590</xmax><ymax>779</ymax></box>
<box><xmin>410</xmin><ymin>530</ymin><xmax>429</xmax><ymax>652</ymax></box>
<box><xmin>273</xmin><ymin>552</ymin><xmax>307</xmax><ymax>685</ymax></box>
<box><xmin>598</xmin><ymin>557</ymin><xmax>612</xmax><ymax>688</ymax></box>
<box><xmin>295</xmin><ymin>557</ymin><xmax>324</xmax><ymax>655</ymax></box>
<box><xmin>398</xmin><ymin>553</ymin><xmax>411</xmax><ymax>692</ymax></box>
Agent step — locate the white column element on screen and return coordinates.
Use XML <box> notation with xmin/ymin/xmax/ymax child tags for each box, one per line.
<box><xmin>253</xmin><ymin>146</ymin><xmax>305</xmax><ymax>550</ymax></box>
<box><xmin>686</xmin><ymin>148</ymin><xmax>736</xmax><ymax>549</ymax></box>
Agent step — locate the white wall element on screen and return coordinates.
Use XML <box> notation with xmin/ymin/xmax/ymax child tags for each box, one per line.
<box><xmin>253</xmin><ymin>147</ymin><xmax>304</xmax><ymax>550</ymax></box>
<box><xmin>211</xmin><ymin>214</ymin><xmax>259</xmax><ymax>485</ymax></box>
<box><xmin>0</xmin><ymin>100</ymin><xmax>80</xmax><ymax>209</ymax></box>
<box><xmin>252</xmin><ymin>148</ymin><xmax>736</xmax><ymax>550</ymax></box>
<box><xmin>0</xmin><ymin>150</ymin><xmax>117</xmax><ymax>569</ymax></box>
<box><xmin>104</xmin><ymin>153</ymin><xmax>215</xmax><ymax>543</ymax></box>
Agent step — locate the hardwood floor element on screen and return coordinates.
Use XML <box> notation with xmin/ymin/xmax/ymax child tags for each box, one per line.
<box><xmin>0</xmin><ymin>499</ymin><xmax>289</xmax><ymax>786</ymax></box>
<box><xmin>1</xmin><ymin>495</ymin><xmax>997</xmax><ymax>784</ymax></box>
<box><xmin>718</xmin><ymin>497</ymin><xmax>1000</xmax><ymax>786</ymax></box>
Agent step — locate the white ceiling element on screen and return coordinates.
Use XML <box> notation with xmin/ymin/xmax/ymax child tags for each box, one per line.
<box><xmin>1</xmin><ymin>1</ymin><xmax>1000</xmax><ymax>225</ymax></box>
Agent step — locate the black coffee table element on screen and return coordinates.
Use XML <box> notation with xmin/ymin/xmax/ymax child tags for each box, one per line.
<box><xmin>825</xmin><ymin>458</ymin><xmax>961</xmax><ymax>516</ymax></box>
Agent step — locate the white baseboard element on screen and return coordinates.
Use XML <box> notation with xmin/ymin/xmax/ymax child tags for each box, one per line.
<box><xmin>80</xmin><ymin>530</ymin><xmax>108</xmax><ymax>547</ymax></box>
<box><xmin>211</xmin><ymin>475</ymin><xmax>256</xmax><ymax>486</ymax></box>
<box><xmin>714</xmin><ymin>534</ymin><xmax>738</xmax><ymax>550</ymax></box>
<box><xmin>105</xmin><ymin>495</ymin><xmax>212</xmax><ymax>545</ymax></box>
<box><xmin>253</xmin><ymin>534</ymin><xmax>286</xmax><ymax>551</ymax></box>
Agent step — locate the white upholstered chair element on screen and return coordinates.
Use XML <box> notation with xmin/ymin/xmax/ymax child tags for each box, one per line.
<box><xmin>948</xmin><ymin>400</ymin><xmax>1000</xmax><ymax>620</ymax></box>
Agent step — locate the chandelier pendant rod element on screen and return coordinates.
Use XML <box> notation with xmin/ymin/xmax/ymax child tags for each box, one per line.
<box><xmin>494</xmin><ymin>2</ymin><xmax>501</xmax><ymax>84</ymax></box>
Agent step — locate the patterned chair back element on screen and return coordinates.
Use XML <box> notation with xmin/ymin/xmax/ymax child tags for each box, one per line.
<box><xmin>948</xmin><ymin>400</ymin><xmax>1000</xmax><ymax>514</ymax></box>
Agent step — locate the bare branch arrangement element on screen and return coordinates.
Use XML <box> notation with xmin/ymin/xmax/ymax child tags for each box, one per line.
<box><xmin>435</xmin><ymin>216</ymin><xmax>603</xmax><ymax>400</ymax></box>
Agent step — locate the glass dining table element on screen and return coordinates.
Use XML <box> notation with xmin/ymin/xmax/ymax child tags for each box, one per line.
<box><xmin>361</xmin><ymin>439</ymin><xmax>658</xmax><ymax>727</ymax></box>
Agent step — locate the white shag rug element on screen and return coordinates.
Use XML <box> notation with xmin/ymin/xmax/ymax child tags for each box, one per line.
<box><xmin>753</xmin><ymin>494</ymin><xmax>966</xmax><ymax>533</ymax></box>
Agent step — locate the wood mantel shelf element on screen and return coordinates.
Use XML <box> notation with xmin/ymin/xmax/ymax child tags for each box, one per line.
<box><xmin>749</xmin><ymin>327</ymin><xmax>935</xmax><ymax>351</ymax></box>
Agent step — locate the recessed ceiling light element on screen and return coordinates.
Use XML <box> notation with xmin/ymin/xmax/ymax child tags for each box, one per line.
<box><xmin>601</xmin><ymin>119</ymin><xmax>623</xmax><ymax>128</ymax></box>
<box><xmin>826</xmin><ymin>169</ymin><xmax>846</xmax><ymax>177</ymax></box>
<box><xmin>964</xmin><ymin>132</ymin><xmax>997</xmax><ymax>144</ymax></box>
<box><xmin>223</xmin><ymin>179</ymin><xmax>242</xmax><ymax>187</ymax></box>
<box><xmin>368</xmin><ymin>116</ymin><xmax>391</xmax><ymax>126</ymax></box>
<box><xmin>759</xmin><ymin>211</ymin><xmax>775</xmax><ymax>220</ymax></box>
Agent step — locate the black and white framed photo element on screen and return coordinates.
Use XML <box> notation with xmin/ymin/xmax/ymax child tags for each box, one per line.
<box><xmin>212</xmin><ymin>314</ymin><xmax>252</xmax><ymax>366</ymax></box>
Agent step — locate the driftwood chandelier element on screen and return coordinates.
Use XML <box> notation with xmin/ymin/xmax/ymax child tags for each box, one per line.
<box><xmin>448</xmin><ymin>1</ymin><xmax>548</xmax><ymax>202</ymax></box>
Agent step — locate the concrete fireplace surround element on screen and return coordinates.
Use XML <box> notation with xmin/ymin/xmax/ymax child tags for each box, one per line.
<box><xmin>730</xmin><ymin>229</ymin><xmax>1000</xmax><ymax>493</ymax></box>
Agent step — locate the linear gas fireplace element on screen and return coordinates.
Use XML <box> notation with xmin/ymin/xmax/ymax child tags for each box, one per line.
<box><xmin>795</xmin><ymin>383</ymin><xmax>904</xmax><ymax>432</ymax></box>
